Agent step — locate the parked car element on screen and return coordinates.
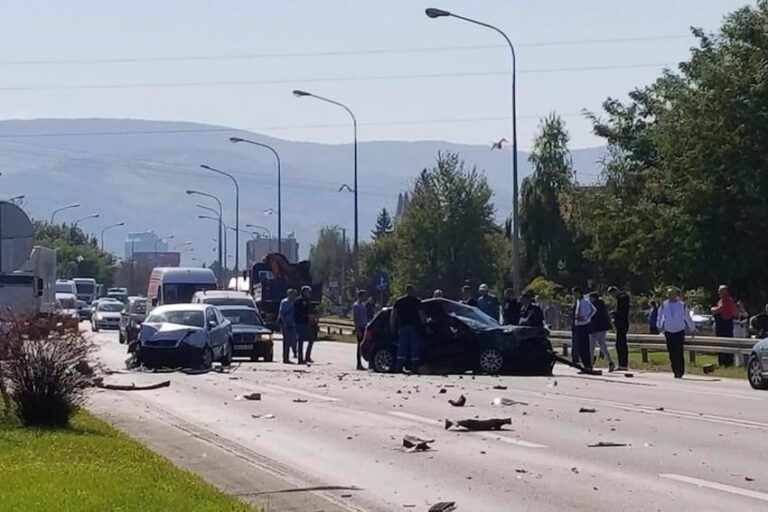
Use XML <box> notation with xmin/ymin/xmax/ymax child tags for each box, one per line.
<box><xmin>135</xmin><ymin>304</ymin><xmax>232</xmax><ymax>369</ymax></box>
<box><xmin>361</xmin><ymin>298</ymin><xmax>555</xmax><ymax>375</ymax></box>
<box><xmin>119</xmin><ymin>296</ymin><xmax>148</xmax><ymax>344</ymax></box>
<box><xmin>217</xmin><ymin>305</ymin><xmax>273</xmax><ymax>361</ymax></box>
<box><xmin>192</xmin><ymin>290</ymin><xmax>257</xmax><ymax>309</ymax></box>
<box><xmin>91</xmin><ymin>300</ymin><xmax>124</xmax><ymax>331</ymax></box>
<box><xmin>77</xmin><ymin>300</ymin><xmax>92</xmax><ymax>321</ymax></box>
<box><xmin>748</xmin><ymin>338</ymin><xmax>768</xmax><ymax>390</ymax></box>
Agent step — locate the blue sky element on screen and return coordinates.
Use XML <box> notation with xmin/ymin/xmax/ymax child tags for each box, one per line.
<box><xmin>0</xmin><ymin>0</ymin><xmax>752</xmax><ymax>150</ymax></box>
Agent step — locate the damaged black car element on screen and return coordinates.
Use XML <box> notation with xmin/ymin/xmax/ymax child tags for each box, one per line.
<box><xmin>361</xmin><ymin>298</ymin><xmax>555</xmax><ymax>375</ymax></box>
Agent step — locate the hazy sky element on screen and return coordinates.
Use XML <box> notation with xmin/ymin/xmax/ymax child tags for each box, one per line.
<box><xmin>0</xmin><ymin>0</ymin><xmax>752</xmax><ymax>150</ymax></box>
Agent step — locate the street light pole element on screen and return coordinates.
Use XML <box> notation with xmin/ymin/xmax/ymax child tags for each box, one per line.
<box><xmin>425</xmin><ymin>7</ymin><xmax>521</xmax><ymax>294</ymax></box>
<box><xmin>229</xmin><ymin>137</ymin><xmax>283</xmax><ymax>253</ymax></box>
<box><xmin>50</xmin><ymin>203</ymin><xmax>81</xmax><ymax>223</ymax></box>
<box><xmin>293</xmin><ymin>89</ymin><xmax>358</xmax><ymax>284</ymax></box>
<box><xmin>187</xmin><ymin>190</ymin><xmax>224</xmax><ymax>286</ymax></box>
<box><xmin>200</xmin><ymin>164</ymin><xmax>240</xmax><ymax>273</ymax></box>
<box><xmin>73</xmin><ymin>213</ymin><xmax>100</xmax><ymax>228</ymax></box>
<box><xmin>246</xmin><ymin>224</ymin><xmax>273</xmax><ymax>253</ymax></box>
<box><xmin>100</xmin><ymin>222</ymin><xmax>125</xmax><ymax>251</ymax></box>
<box><xmin>199</xmin><ymin>215</ymin><xmax>228</xmax><ymax>279</ymax></box>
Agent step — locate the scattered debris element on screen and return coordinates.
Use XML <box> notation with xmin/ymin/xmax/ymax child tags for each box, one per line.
<box><xmin>444</xmin><ymin>418</ymin><xmax>511</xmax><ymax>431</ymax></box>
<box><xmin>588</xmin><ymin>442</ymin><xmax>628</xmax><ymax>448</ymax></box>
<box><xmin>655</xmin><ymin>407</ymin><xmax>665</xmax><ymax>411</ymax></box>
<box><xmin>515</xmin><ymin>468</ymin><xmax>527</xmax><ymax>474</ymax></box>
<box><xmin>493</xmin><ymin>385</ymin><xmax>508</xmax><ymax>390</ymax></box>
<box><xmin>96</xmin><ymin>380</ymin><xmax>170</xmax><ymax>391</ymax></box>
<box><xmin>292</xmin><ymin>398</ymin><xmax>308</xmax><ymax>403</ymax></box>
<box><xmin>252</xmin><ymin>413</ymin><xmax>275</xmax><ymax>419</ymax></box>
<box><xmin>438</xmin><ymin>388</ymin><xmax>447</xmax><ymax>394</ymax></box>
<box><xmin>745</xmin><ymin>476</ymin><xmax>755</xmax><ymax>482</ymax></box>
<box><xmin>493</xmin><ymin>397</ymin><xmax>529</xmax><ymax>407</ymax></box>
<box><xmin>317</xmin><ymin>384</ymin><xmax>328</xmax><ymax>388</ymax></box>
<box><xmin>579</xmin><ymin>407</ymin><xmax>597</xmax><ymax>413</ymax></box>
<box><xmin>237</xmin><ymin>392</ymin><xmax>262</xmax><ymax>401</ymax></box>
<box><xmin>337</xmin><ymin>372</ymin><xmax>349</xmax><ymax>381</ymax></box>
<box><xmin>402</xmin><ymin>435</ymin><xmax>434</xmax><ymax>452</ymax></box>
<box><xmin>702</xmin><ymin>363</ymin><xmax>718</xmax><ymax>375</ymax></box>
<box><xmin>624</xmin><ymin>373</ymin><xmax>634</xmax><ymax>378</ymax></box>
<box><xmin>293</xmin><ymin>369</ymin><xmax>309</xmax><ymax>374</ymax></box>
<box><xmin>428</xmin><ymin>502</ymin><xmax>457</xmax><ymax>512</ymax></box>
<box><xmin>571</xmin><ymin>467</ymin><xmax>580</xmax><ymax>474</ymax></box>
<box><xmin>181</xmin><ymin>368</ymin><xmax>211</xmax><ymax>375</ymax></box>
<box><xmin>448</xmin><ymin>395</ymin><xmax>467</xmax><ymax>407</ymax></box>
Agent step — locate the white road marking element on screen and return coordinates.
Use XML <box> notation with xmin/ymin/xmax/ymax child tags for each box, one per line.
<box><xmin>263</xmin><ymin>384</ymin><xmax>341</xmax><ymax>402</ymax></box>
<box><xmin>659</xmin><ymin>474</ymin><xmax>768</xmax><ymax>503</ymax></box>
<box><xmin>388</xmin><ymin>411</ymin><xmax>547</xmax><ymax>449</ymax></box>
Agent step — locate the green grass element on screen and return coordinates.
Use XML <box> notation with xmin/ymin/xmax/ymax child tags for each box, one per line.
<box><xmin>592</xmin><ymin>349</ymin><xmax>747</xmax><ymax>379</ymax></box>
<box><xmin>0</xmin><ymin>406</ymin><xmax>255</xmax><ymax>512</ymax></box>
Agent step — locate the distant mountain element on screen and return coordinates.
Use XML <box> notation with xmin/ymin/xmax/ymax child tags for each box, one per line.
<box><xmin>0</xmin><ymin>118</ymin><xmax>606</xmax><ymax>262</ymax></box>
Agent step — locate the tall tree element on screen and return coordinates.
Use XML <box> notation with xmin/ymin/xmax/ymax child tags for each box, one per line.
<box><xmin>519</xmin><ymin>113</ymin><xmax>576</xmax><ymax>281</ymax></box>
<box><xmin>308</xmin><ymin>225</ymin><xmax>350</xmax><ymax>299</ymax></box>
<box><xmin>372</xmin><ymin>208</ymin><xmax>393</xmax><ymax>239</ymax></box>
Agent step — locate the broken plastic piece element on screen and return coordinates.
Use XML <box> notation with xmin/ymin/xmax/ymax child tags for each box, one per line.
<box><xmin>402</xmin><ymin>435</ymin><xmax>434</xmax><ymax>452</ymax></box>
<box><xmin>445</xmin><ymin>417</ymin><xmax>511</xmax><ymax>431</ymax></box>
<box><xmin>588</xmin><ymin>441</ymin><xmax>627</xmax><ymax>448</ymax></box>
<box><xmin>448</xmin><ymin>395</ymin><xmax>466</xmax><ymax>407</ymax></box>
<box><xmin>579</xmin><ymin>407</ymin><xmax>597</xmax><ymax>413</ymax></box>
<box><xmin>428</xmin><ymin>502</ymin><xmax>457</xmax><ymax>512</ymax></box>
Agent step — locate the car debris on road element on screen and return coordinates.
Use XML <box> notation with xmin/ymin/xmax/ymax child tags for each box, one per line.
<box><xmin>428</xmin><ymin>502</ymin><xmax>457</xmax><ymax>512</ymax></box>
<box><xmin>588</xmin><ymin>441</ymin><xmax>628</xmax><ymax>448</ymax></box>
<box><xmin>448</xmin><ymin>395</ymin><xmax>466</xmax><ymax>407</ymax></box>
<box><xmin>579</xmin><ymin>407</ymin><xmax>597</xmax><ymax>413</ymax></box>
<box><xmin>444</xmin><ymin>418</ymin><xmax>511</xmax><ymax>431</ymax></box>
<box><xmin>402</xmin><ymin>435</ymin><xmax>434</xmax><ymax>452</ymax></box>
<box><xmin>95</xmin><ymin>380</ymin><xmax>171</xmax><ymax>391</ymax></box>
<box><xmin>236</xmin><ymin>392</ymin><xmax>261</xmax><ymax>401</ymax></box>
<box><xmin>492</xmin><ymin>397</ymin><xmax>528</xmax><ymax>406</ymax></box>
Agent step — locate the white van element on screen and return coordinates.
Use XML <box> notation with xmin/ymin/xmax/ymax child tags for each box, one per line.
<box><xmin>192</xmin><ymin>289</ymin><xmax>257</xmax><ymax>309</ymax></box>
<box><xmin>147</xmin><ymin>267</ymin><xmax>217</xmax><ymax>308</ymax></box>
<box><xmin>55</xmin><ymin>279</ymin><xmax>78</xmax><ymax>296</ymax></box>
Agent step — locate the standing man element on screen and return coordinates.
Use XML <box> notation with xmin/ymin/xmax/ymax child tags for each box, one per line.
<box><xmin>294</xmin><ymin>285</ymin><xmax>316</xmax><ymax>364</ymax></box>
<box><xmin>389</xmin><ymin>284</ymin><xmax>426</xmax><ymax>374</ymax></box>
<box><xmin>460</xmin><ymin>285</ymin><xmax>478</xmax><ymax>307</ymax></box>
<box><xmin>277</xmin><ymin>289</ymin><xmax>297</xmax><ymax>364</ymax></box>
<box><xmin>588</xmin><ymin>291</ymin><xmax>615</xmax><ymax>372</ymax></box>
<box><xmin>518</xmin><ymin>291</ymin><xmax>544</xmax><ymax>327</ymax></box>
<box><xmin>365</xmin><ymin>295</ymin><xmax>376</xmax><ymax>322</ymax></box>
<box><xmin>352</xmin><ymin>289</ymin><xmax>368</xmax><ymax>371</ymax></box>
<box><xmin>657</xmin><ymin>287</ymin><xmax>695</xmax><ymax>378</ymax></box>
<box><xmin>608</xmin><ymin>286</ymin><xmax>631</xmax><ymax>371</ymax></box>
<box><xmin>711</xmin><ymin>285</ymin><xmax>737</xmax><ymax>366</ymax></box>
<box><xmin>477</xmin><ymin>284</ymin><xmax>500</xmax><ymax>322</ymax></box>
<box><xmin>502</xmin><ymin>288</ymin><xmax>521</xmax><ymax>326</ymax></box>
<box><xmin>648</xmin><ymin>300</ymin><xmax>660</xmax><ymax>335</ymax></box>
<box><xmin>572</xmin><ymin>287</ymin><xmax>596</xmax><ymax>372</ymax></box>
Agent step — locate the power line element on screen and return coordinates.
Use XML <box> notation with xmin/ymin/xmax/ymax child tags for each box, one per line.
<box><xmin>0</xmin><ymin>63</ymin><xmax>673</xmax><ymax>92</ymax></box>
<box><xmin>0</xmin><ymin>35</ymin><xmax>692</xmax><ymax>66</ymax></box>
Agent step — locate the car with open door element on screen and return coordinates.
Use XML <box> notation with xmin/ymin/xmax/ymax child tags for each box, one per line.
<box><xmin>361</xmin><ymin>298</ymin><xmax>555</xmax><ymax>376</ymax></box>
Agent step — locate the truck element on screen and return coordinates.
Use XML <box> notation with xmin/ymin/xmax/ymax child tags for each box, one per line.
<box><xmin>0</xmin><ymin>246</ymin><xmax>57</xmax><ymax>316</ymax></box>
<box><xmin>247</xmin><ymin>253</ymin><xmax>322</xmax><ymax>330</ymax></box>
<box><xmin>73</xmin><ymin>277</ymin><xmax>98</xmax><ymax>304</ymax></box>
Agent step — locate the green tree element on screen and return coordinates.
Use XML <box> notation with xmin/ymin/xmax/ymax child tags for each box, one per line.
<box><xmin>372</xmin><ymin>208</ymin><xmax>393</xmax><ymax>239</ymax></box>
<box><xmin>393</xmin><ymin>152</ymin><xmax>502</xmax><ymax>297</ymax></box>
<box><xmin>308</xmin><ymin>225</ymin><xmax>351</xmax><ymax>301</ymax></box>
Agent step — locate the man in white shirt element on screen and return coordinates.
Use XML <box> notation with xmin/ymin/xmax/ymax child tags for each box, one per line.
<box><xmin>571</xmin><ymin>287</ymin><xmax>597</xmax><ymax>372</ymax></box>
<box><xmin>657</xmin><ymin>287</ymin><xmax>695</xmax><ymax>378</ymax></box>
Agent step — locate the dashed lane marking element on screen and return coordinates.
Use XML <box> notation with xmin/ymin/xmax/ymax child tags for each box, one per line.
<box><xmin>659</xmin><ymin>474</ymin><xmax>768</xmax><ymax>503</ymax></box>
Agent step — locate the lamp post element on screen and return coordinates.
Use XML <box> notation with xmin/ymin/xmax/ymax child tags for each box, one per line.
<box><xmin>174</xmin><ymin>241</ymin><xmax>192</xmax><ymax>250</ymax></box>
<box><xmin>246</xmin><ymin>224</ymin><xmax>273</xmax><ymax>253</ymax></box>
<box><xmin>73</xmin><ymin>213</ymin><xmax>100</xmax><ymax>228</ymax></box>
<box><xmin>293</xmin><ymin>89</ymin><xmax>358</xmax><ymax>283</ymax></box>
<box><xmin>186</xmin><ymin>189</ymin><xmax>223</xmax><ymax>284</ymax></box>
<box><xmin>100</xmin><ymin>222</ymin><xmax>124</xmax><ymax>251</ymax></box>
<box><xmin>51</xmin><ymin>203</ymin><xmax>80</xmax><ymax>223</ymax></box>
<box><xmin>199</xmin><ymin>164</ymin><xmax>240</xmax><ymax>272</ymax></box>
<box><xmin>199</xmin><ymin>215</ymin><xmax>228</xmax><ymax>278</ymax></box>
<box><xmin>229</xmin><ymin>136</ymin><xmax>283</xmax><ymax>253</ymax></box>
<box><xmin>425</xmin><ymin>7</ymin><xmax>521</xmax><ymax>294</ymax></box>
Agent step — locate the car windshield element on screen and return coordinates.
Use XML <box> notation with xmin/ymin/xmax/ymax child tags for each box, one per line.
<box><xmin>75</xmin><ymin>282</ymin><xmax>95</xmax><ymax>294</ymax></box>
<box><xmin>146</xmin><ymin>310</ymin><xmax>204</xmax><ymax>328</ymax></box>
<box><xmin>98</xmin><ymin>302</ymin><xmax>124</xmax><ymax>312</ymax></box>
<box><xmin>132</xmin><ymin>301</ymin><xmax>147</xmax><ymax>314</ymax></box>
<box><xmin>443</xmin><ymin>301</ymin><xmax>500</xmax><ymax>331</ymax></box>
<box><xmin>163</xmin><ymin>283</ymin><xmax>217</xmax><ymax>304</ymax></box>
<box><xmin>220</xmin><ymin>308</ymin><xmax>262</xmax><ymax>326</ymax></box>
<box><xmin>203</xmin><ymin>297</ymin><xmax>254</xmax><ymax>307</ymax></box>
<box><xmin>58</xmin><ymin>297</ymin><xmax>76</xmax><ymax>309</ymax></box>
<box><xmin>55</xmin><ymin>283</ymin><xmax>73</xmax><ymax>293</ymax></box>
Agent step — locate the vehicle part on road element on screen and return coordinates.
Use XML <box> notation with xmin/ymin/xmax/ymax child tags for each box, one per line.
<box><xmin>448</xmin><ymin>395</ymin><xmax>466</xmax><ymax>407</ymax></box>
<box><xmin>96</xmin><ymin>380</ymin><xmax>171</xmax><ymax>391</ymax></box>
<box><xmin>292</xmin><ymin>398</ymin><xmax>308</xmax><ymax>403</ymax></box>
<box><xmin>237</xmin><ymin>392</ymin><xmax>261</xmax><ymax>401</ymax></box>
<box><xmin>587</xmin><ymin>441</ymin><xmax>628</xmax><ymax>447</ymax></box>
<box><xmin>402</xmin><ymin>435</ymin><xmax>434</xmax><ymax>452</ymax></box>
<box><xmin>492</xmin><ymin>384</ymin><xmax>507</xmax><ymax>390</ymax></box>
<box><xmin>444</xmin><ymin>418</ymin><xmax>511</xmax><ymax>431</ymax></box>
<box><xmin>579</xmin><ymin>407</ymin><xmax>597</xmax><ymax>413</ymax></box>
<box><xmin>428</xmin><ymin>502</ymin><xmax>457</xmax><ymax>512</ymax></box>
<box><xmin>337</xmin><ymin>372</ymin><xmax>349</xmax><ymax>381</ymax></box>
<box><xmin>438</xmin><ymin>388</ymin><xmax>447</xmax><ymax>394</ymax></box>
<box><xmin>251</xmin><ymin>413</ymin><xmax>275</xmax><ymax>419</ymax></box>
<box><xmin>492</xmin><ymin>397</ymin><xmax>528</xmax><ymax>406</ymax></box>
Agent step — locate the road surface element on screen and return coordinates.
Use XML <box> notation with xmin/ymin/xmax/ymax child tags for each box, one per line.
<box><xmin>88</xmin><ymin>327</ymin><xmax>768</xmax><ymax>512</ymax></box>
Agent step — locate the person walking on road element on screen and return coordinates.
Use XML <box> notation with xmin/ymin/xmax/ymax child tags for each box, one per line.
<box><xmin>711</xmin><ymin>285</ymin><xmax>737</xmax><ymax>367</ymax></box>
<box><xmin>588</xmin><ymin>291</ymin><xmax>615</xmax><ymax>372</ymax></box>
<box><xmin>518</xmin><ymin>291</ymin><xmax>544</xmax><ymax>327</ymax></box>
<box><xmin>353</xmin><ymin>290</ymin><xmax>369</xmax><ymax>371</ymax></box>
<box><xmin>657</xmin><ymin>287</ymin><xmax>695</xmax><ymax>378</ymax></box>
<box><xmin>608</xmin><ymin>286</ymin><xmax>631</xmax><ymax>371</ymax></box>
<box><xmin>477</xmin><ymin>284</ymin><xmax>500</xmax><ymax>322</ymax></box>
<box><xmin>460</xmin><ymin>285</ymin><xmax>478</xmax><ymax>308</ymax></box>
<box><xmin>294</xmin><ymin>285</ymin><xmax>317</xmax><ymax>364</ymax></box>
<box><xmin>502</xmin><ymin>288</ymin><xmax>521</xmax><ymax>326</ymax></box>
<box><xmin>277</xmin><ymin>289</ymin><xmax>297</xmax><ymax>364</ymax></box>
<box><xmin>390</xmin><ymin>284</ymin><xmax>426</xmax><ymax>374</ymax></box>
<box><xmin>648</xmin><ymin>300</ymin><xmax>660</xmax><ymax>335</ymax></box>
<box><xmin>572</xmin><ymin>287</ymin><xmax>596</xmax><ymax>372</ymax></box>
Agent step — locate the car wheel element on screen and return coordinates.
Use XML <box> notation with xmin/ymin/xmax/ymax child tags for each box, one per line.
<box><xmin>748</xmin><ymin>355</ymin><xmax>768</xmax><ymax>390</ymax></box>
<box><xmin>478</xmin><ymin>347</ymin><xmax>504</xmax><ymax>374</ymax></box>
<box><xmin>263</xmin><ymin>350</ymin><xmax>274</xmax><ymax>363</ymax></box>
<box><xmin>92</xmin><ymin>323</ymin><xmax>99</xmax><ymax>332</ymax></box>
<box><xmin>200</xmin><ymin>346</ymin><xmax>214</xmax><ymax>370</ymax></box>
<box><xmin>221</xmin><ymin>341</ymin><xmax>233</xmax><ymax>367</ymax></box>
<box><xmin>118</xmin><ymin>330</ymin><xmax>125</xmax><ymax>344</ymax></box>
<box><xmin>372</xmin><ymin>347</ymin><xmax>395</xmax><ymax>373</ymax></box>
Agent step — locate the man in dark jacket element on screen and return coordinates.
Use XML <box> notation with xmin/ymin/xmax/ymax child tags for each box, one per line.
<box><xmin>608</xmin><ymin>286</ymin><xmax>630</xmax><ymax>371</ymax></box>
<box><xmin>589</xmin><ymin>291</ymin><xmax>615</xmax><ymax>372</ymax></box>
<box><xmin>502</xmin><ymin>288</ymin><xmax>521</xmax><ymax>326</ymax></box>
<box><xmin>518</xmin><ymin>291</ymin><xmax>544</xmax><ymax>327</ymax></box>
<box><xmin>294</xmin><ymin>285</ymin><xmax>317</xmax><ymax>364</ymax></box>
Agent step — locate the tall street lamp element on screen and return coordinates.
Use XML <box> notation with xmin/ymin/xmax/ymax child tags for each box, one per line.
<box><xmin>174</xmin><ymin>241</ymin><xmax>193</xmax><ymax>250</ymax></box>
<box><xmin>187</xmin><ymin>189</ymin><xmax>223</xmax><ymax>284</ymax></box>
<box><xmin>100</xmin><ymin>222</ymin><xmax>125</xmax><ymax>251</ymax></box>
<box><xmin>425</xmin><ymin>7</ymin><xmax>521</xmax><ymax>294</ymax></box>
<box><xmin>199</xmin><ymin>215</ymin><xmax>228</xmax><ymax>272</ymax></box>
<box><xmin>200</xmin><ymin>164</ymin><xmax>240</xmax><ymax>272</ymax></box>
<box><xmin>246</xmin><ymin>223</ymin><xmax>274</xmax><ymax>253</ymax></box>
<box><xmin>74</xmin><ymin>213</ymin><xmax>100</xmax><ymax>228</ymax></box>
<box><xmin>293</xmin><ymin>89</ymin><xmax>359</xmax><ymax>283</ymax></box>
<box><xmin>51</xmin><ymin>203</ymin><xmax>80</xmax><ymax>223</ymax></box>
<box><xmin>154</xmin><ymin>235</ymin><xmax>174</xmax><ymax>254</ymax></box>
<box><xmin>229</xmin><ymin>136</ymin><xmax>283</xmax><ymax>253</ymax></box>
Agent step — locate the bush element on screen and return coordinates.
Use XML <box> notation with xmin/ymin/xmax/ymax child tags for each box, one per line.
<box><xmin>0</xmin><ymin>314</ymin><xmax>95</xmax><ymax>427</ymax></box>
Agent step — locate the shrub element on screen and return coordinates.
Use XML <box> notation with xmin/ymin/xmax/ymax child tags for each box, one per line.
<box><xmin>0</xmin><ymin>314</ymin><xmax>95</xmax><ymax>427</ymax></box>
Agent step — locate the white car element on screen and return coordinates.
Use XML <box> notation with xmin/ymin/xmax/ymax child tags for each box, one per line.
<box><xmin>91</xmin><ymin>300</ymin><xmax>124</xmax><ymax>331</ymax></box>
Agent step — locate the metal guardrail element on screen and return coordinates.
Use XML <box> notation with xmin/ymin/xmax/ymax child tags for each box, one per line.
<box><xmin>319</xmin><ymin>317</ymin><xmax>757</xmax><ymax>365</ymax></box>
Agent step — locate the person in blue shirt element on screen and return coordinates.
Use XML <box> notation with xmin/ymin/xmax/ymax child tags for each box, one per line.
<box><xmin>476</xmin><ymin>284</ymin><xmax>500</xmax><ymax>322</ymax></box>
<box><xmin>277</xmin><ymin>288</ymin><xmax>297</xmax><ymax>364</ymax></box>
<box><xmin>352</xmin><ymin>289</ymin><xmax>369</xmax><ymax>371</ymax></box>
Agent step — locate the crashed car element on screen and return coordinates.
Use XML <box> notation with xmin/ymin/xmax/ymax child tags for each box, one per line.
<box><xmin>119</xmin><ymin>296</ymin><xmax>147</xmax><ymax>344</ymax></box>
<box><xmin>361</xmin><ymin>298</ymin><xmax>555</xmax><ymax>375</ymax></box>
<box><xmin>217</xmin><ymin>305</ymin><xmax>273</xmax><ymax>362</ymax></box>
<box><xmin>135</xmin><ymin>304</ymin><xmax>233</xmax><ymax>369</ymax></box>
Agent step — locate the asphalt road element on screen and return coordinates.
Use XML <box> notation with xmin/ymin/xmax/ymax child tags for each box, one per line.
<box><xmin>88</xmin><ymin>327</ymin><xmax>768</xmax><ymax>512</ymax></box>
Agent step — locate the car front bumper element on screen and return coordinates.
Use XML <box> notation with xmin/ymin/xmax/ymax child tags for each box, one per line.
<box><xmin>136</xmin><ymin>341</ymin><xmax>204</xmax><ymax>368</ymax></box>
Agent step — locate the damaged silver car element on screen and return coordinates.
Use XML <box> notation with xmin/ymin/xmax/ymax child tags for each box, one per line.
<box><xmin>135</xmin><ymin>304</ymin><xmax>233</xmax><ymax>369</ymax></box>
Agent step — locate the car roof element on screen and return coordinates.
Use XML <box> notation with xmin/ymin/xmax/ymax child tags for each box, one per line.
<box><xmin>194</xmin><ymin>290</ymin><xmax>251</xmax><ymax>298</ymax></box>
<box><xmin>152</xmin><ymin>267</ymin><xmax>217</xmax><ymax>284</ymax></box>
<box><xmin>217</xmin><ymin>305</ymin><xmax>259</xmax><ymax>312</ymax></box>
<box><xmin>150</xmin><ymin>303</ymin><xmax>210</xmax><ymax>313</ymax></box>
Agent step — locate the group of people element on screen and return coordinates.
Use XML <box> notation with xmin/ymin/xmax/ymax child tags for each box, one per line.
<box><xmin>277</xmin><ymin>286</ymin><xmax>318</xmax><ymax>365</ymax></box>
<box><xmin>455</xmin><ymin>283</ymin><xmax>544</xmax><ymax>328</ymax></box>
